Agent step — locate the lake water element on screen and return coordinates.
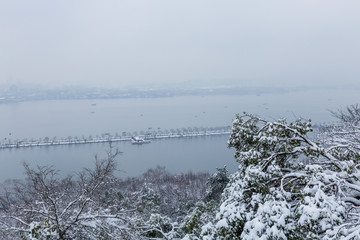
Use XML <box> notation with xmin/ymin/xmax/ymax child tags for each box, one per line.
<box><xmin>1</xmin><ymin>135</ymin><xmax>236</xmax><ymax>182</ymax></box>
<box><xmin>0</xmin><ymin>88</ymin><xmax>359</xmax><ymax>182</ymax></box>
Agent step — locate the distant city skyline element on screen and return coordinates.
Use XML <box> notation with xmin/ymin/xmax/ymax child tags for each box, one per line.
<box><xmin>1</xmin><ymin>0</ymin><xmax>360</xmax><ymax>89</ymax></box>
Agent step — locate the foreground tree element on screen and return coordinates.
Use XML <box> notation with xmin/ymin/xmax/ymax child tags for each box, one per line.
<box><xmin>320</xmin><ymin>104</ymin><xmax>360</xmax><ymax>161</ymax></box>
<box><xmin>197</xmin><ymin>112</ymin><xmax>360</xmax><ymax>239</ymax></box>
<box><xmin>0</xmin><ymin>148</ymin><xmax>141</xmax><ymax>239</ymax></box>
<box><xmin>204</xmin><ymin>166</ymin><xmax>229</xmax><ymax>204</ymax></box>
<box><xmin>180</xmin><ymin>167</ymin><xmax>229</xmax><ymax>239</ymax></box>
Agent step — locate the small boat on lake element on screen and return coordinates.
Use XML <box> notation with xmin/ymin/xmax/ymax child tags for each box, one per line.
<box><xmin>131</xmin><ymin>137</ymin><xmax>151</xmax><ymax>144</ymax></box>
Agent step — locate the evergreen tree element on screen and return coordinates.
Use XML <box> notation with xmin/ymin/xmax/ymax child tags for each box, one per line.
<box><xmin>200</xmin><ymin>113</ymin><xmax>348</xmax><ymax>239</ymax></box>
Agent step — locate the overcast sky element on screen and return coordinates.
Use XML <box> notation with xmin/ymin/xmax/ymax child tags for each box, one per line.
<box><xmin>1</xmin><ymin>0</ymin><xmax>359</xmax><ymax>89</ymax></box>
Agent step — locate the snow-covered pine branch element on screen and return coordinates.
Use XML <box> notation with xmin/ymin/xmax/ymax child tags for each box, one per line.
<box><xmin>199</xmin><ymin>113</ymin><xmax>360</xmax><ymax>239</ymax></box>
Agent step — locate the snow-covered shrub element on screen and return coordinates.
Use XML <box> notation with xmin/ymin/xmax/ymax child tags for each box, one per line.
<box><xmin>199</xmin><ymin>113</ymin><xmax>350</xmax><ymax>240</ymax></box>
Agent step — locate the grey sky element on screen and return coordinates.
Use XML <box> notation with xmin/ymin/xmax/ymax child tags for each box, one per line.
<box><xmin>1</xmin><ymin>0</ymin><xmax>359</xmax><ymax>89</ymax></box>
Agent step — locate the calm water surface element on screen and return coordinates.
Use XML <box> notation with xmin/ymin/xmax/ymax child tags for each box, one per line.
<box><xmin>0</xmin><ymin>89</ymin><xmax>359</xmax><ymax>182</ymax></box>
<box><xmin>1</xmin><ymin>135</ymin><xmax>236</xmax><ymax>181</ymax></box>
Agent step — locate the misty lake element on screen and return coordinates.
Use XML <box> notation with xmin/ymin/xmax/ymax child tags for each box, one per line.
<box><xmin>0</xmin><ymin>88</ymin><xmax>359</xmax><ymax>182</ymax></box>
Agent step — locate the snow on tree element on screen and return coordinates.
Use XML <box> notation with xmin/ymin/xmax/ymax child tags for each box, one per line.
<box><xmin>0</xmin><ymin>147</ymin><xmax>141</xmax><ymax>239</ymax></box>
<box><xmin>204</xmin><ymin>166</ymin><xmax>230</xmax><ymax>203</ymax></box>
<box><xmin>318</xmin><ymin>104</ymin><xmax>360</xmax><ymax>239</ymax></box>
<box><xmin>181</xmin><ymin>200</ymin><xmax>218</xmax><ymax>239</ymax></box>
<box><xmin>180</xmin><ymin>167</ymin><xmax>229</xmax><ymax>239</ymax></box>
<box><xmin>319</xmin><ymin>104</ymin><xmax>360</xmax><ymax>162</ymax></box>
<box><xmin>198</xmin><ymin>113</ymin><xmax>357</xmax><ymax>239</ymax></box>
<box><xmin>140</xmin><ymin>213</ymin><xmax>180</xmax><ymax>239</ymax></box>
